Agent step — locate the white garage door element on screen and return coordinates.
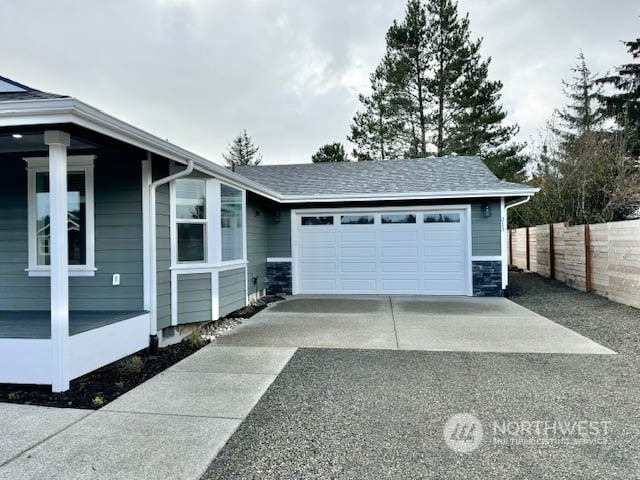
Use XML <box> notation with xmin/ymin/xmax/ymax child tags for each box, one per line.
<box><xmin>293</xmin><ymin>209</ymin><xmax>470</xmax><ymax>295</ymax></box>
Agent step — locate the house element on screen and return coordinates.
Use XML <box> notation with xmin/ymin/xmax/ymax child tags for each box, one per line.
<box><xmin>0</xmin><ymin>76</ymin><xmax>538</xmax><ymax>391</ymax></box>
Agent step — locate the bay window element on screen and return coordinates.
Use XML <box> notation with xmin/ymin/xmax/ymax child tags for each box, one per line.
<box><xmin>175</xmin><ymin>179</ymin><xmax>206</xmax><ymax>262</ymax></box>
<box><xmin>221</xmin><ymin>184</ymin><xmax>244</xmax><ymax>262</ymax></box>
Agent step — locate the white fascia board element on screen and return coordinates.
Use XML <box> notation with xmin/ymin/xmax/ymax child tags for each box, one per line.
<box><xmin>0</xmin><ymin>98</ymin><xmax>281</xmax><ymax>202</ymax></box>
<box><xmin>278</xmin><ymin>189</ymin><xmax>539</xmax><ymax>204</ymax></box>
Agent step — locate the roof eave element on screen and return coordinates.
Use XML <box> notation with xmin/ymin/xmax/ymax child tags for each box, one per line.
<box><xmin>277</xmin><ymin>189</ymin><xmax>539</xmax><ymax>204</ymax></box>
<box><xmin>0</xmin><ymin>97</ymin><xmax>282</xmax><ymax>201</ymax></box>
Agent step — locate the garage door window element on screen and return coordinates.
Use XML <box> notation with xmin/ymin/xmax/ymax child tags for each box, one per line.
<box><xmin>302</xmin><ymin>216</ymin><xmax>333</xmax><ymax>226</ymax></box>
<box><xmin>341</xmin><ymin>215</ymin><xmax>374</xmax><ymax>225</ymax></box>
<box><xmin>381</xmin><ymin>214</ymin><xmax>416</xmax><ymax>224</ymax></box>
<box><xmin>424</xmin><ymin>212</ymin><xmax>460</xmax><ymax>223</ymax></box>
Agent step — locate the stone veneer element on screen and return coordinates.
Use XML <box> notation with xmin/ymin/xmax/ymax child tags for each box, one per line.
<box><xmin>472</xmin><ymin>260</ymin><xmax>503</xmax><ymax>297</ymax></box>
<box><xmin>267</xmin><ymin>261</ymin><xmax>292</xmax><ymax>295</ymax></box>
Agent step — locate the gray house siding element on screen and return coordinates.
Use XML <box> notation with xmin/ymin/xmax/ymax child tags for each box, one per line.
<box><xmin>471</xmin><ymin>199</ymin><xmax>501</xmax><ymax>256</ymax></box>
<box><xmin>0</xmin><ymin>152</ymin><xmax>144</xmax><ymax>311</ymax></box>
<box><xmin>154</xmin><ymin>159</ymin><xmax>172</xmax><ymax>329</ymax></box>
<box><xmin>267</xmin><ymin>208</ymin><xmax>292</xmax><ymax>258</ymax></box>
<box><xmin>219</xmin><ymin>267</ymin><xmax>246</xmax><ymax>317</ymax></box>
<box><xmin>177</xmin><ymin>273</ymin><xmax>212</xmax><ymax>324</ymax></box>
<box><xmin>246</xmin><ymin>193</ymin><xmax>268</xmax><ymax>297</ymax></box>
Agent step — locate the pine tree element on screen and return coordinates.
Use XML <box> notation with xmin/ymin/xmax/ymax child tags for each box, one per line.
<box><xmin>554</xmin><ymin>51</ymin><xmax>605</xmax><ymax>148</ymax></box>
<box><xmin>598</xmin><ymin>37</ymin><xmax>640</xmax><ymax>156</ymax></box>
<box><xmin>222</xmin><ymin>130</ymin><xmax>263</xmax><ymax>167</ymax></box>
<box><xmin>312</xmin><ymin>143</ymin><xmax>348</xmax><ymax>163</ymax></box>
<box><xmin>349</xmin><ymin>64</ymin><xmax>405</xmax><ymax>160</ymax></box>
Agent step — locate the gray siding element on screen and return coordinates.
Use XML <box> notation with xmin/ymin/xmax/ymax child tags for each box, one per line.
<box><xmin>154</xmin><ymin>159</ymin><xmax>172</xmax><ymax>329</ymax></box>
<box><xmin>0</xmin><ymin>152</ymin><xmax>144</xmax><ymax>311</ymax></box>
<box><xmin>267</xmin><ymin>208</ymin><xmax>291</xmax><ymax>258</ymax></box>
<box><xmin>471</xmin><ymin>200</ymin><xmax>501</xmax><ymax>256</ymax></box>
<box><xmin>219</xmin><ymin>267</ymin><xmax>246</xmax><ymax>317</ymax></box>
<box><xmin>246</xmin><ymin>194</ymin><xmax>268</xmax><ymax>297</ymax></box>
<box><xmin>177</xmin><ymin>273</ymin><xmax>212</xmax><ymax>324</ymax></box>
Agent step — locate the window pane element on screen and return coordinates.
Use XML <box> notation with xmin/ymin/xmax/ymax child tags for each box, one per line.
<box><xmin>341</xmin><ymin>215</ymin><xmax>374</xmax><ymax>225</ymax></box>
<box><xmin>381</xmin><ymin>214</ymin><xmax>416</xmax><ymax>224</ymax></box>
<box><xmin>424</xmin><ymin>212</ymin><xmax>461</xmax><ymax>223</ymax></box>
<box><xmin>176</xmin><ymin>179</ymin><xmax>206</xmax><ymax>219</ymax></box>
<box><xmin>301</xmin><ymin>216</ymin><xmax>333</xmax><ymax>226</ymax></box>
<box><xmin>221</xmin><ymin>185</ymin><xmax>243</xmax><ymax>261</ymax></box>
<box><xmin>177</xmin><ymin>223</ymin><xmax>205</xmax><ymax>262</ymax></box>
<box><xmin>35</xmin><ymin>171</ymin><xmax>86</xmax><ymax>266</ymax></box>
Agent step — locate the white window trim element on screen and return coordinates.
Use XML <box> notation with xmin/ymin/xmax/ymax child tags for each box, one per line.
<box><xmin>24</xmin><ymin>155</ymin><xmax>96</xmax><ymax>277</ymax></box>
<box><xmin>170</xmin><ymin>178</ymin><xmax>247</xmax><ymax>270</ymax></box>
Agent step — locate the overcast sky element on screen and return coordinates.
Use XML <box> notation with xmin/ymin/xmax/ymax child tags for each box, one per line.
<box><xmin>1</xmin><ymin>0</ymin><xmax>638</xmax><ymax>165</ymax></box>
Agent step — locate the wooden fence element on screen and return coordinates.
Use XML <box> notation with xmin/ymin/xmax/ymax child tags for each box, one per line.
<box><xmin>509</xmin><ymin>219</ymin><xmax>640</xmax><ymax>309</ymax></box>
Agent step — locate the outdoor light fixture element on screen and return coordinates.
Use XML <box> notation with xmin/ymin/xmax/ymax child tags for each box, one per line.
<box><xmin>483</xmin><ymin>203</ymin><xmax>491</xmax><ymax>218</ymax></box>
<box><xmin>12</xmin><ymin>133</ymin><xmax>23</xmax><ymax>139</ymax></box>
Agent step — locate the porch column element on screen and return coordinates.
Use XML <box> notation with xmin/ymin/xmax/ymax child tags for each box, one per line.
<box><xmin>45</xmin><ymin>130</ymin><xmax>71</xmax><ymax>392</ymax></box>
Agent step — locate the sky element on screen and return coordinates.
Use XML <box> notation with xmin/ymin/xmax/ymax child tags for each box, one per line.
<box><xmin>1</xmin><ymin>0</ymin><xmax>638</xmax><ymax>165</ymax></box>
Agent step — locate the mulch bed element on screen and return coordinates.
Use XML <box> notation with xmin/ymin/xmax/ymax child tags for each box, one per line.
<box><xmin>0</xmin><ymin>295</ymin><xmax>285</xmax><ymax>410</ymax></box>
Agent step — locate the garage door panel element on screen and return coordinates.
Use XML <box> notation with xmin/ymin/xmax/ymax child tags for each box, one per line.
<box><xmin>381</xmin><ymin>231</ymin><xmax>418</xmax><ymax>241</ymax></box>
<box><xmin>300</xmin><ymin>278</ymin><xmax>337</xmax><ymax>291</ymax></box>
<box><xmin>341</xmin><ymin>262</ymin><xmax>377</xmax><ymax>273</ymax></box>
<box><xmin>295</xmin><ymin>209</ymin><xmax>469</xmax><ymax>295</ymax></box>
<box><xmin>340</xmin><ymin>231</ymin><xmax>377</xmax><ymax>243</ymax></box>
<box><xmin>341</xmin><ymin>279</ymin><xmax>378</xmax><ymax>291</ymax></box>
<box><xmin>300</xmin><ymin>246</ymin><xmax>336</xmax><ymax>257</ymax></box>
<box><xmin>382</xmin><ymin>246</ymin><xmax>419</xmax><ymax>257</ymax></box>
<box><xmin>300</xmin><ymin>262</ymin><xmax>336</xmax><ymax>274</ymax></box>
<box><xmin>300</xmin><ymin>231</ymin><xmax>336</xmax><ymax>243</ymax></box>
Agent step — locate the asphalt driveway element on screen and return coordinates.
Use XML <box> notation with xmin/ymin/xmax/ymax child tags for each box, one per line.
<box><xmin>216</xmin><ymin>295</ymin><xmax>613</xmax><ymax>354</ymax></box>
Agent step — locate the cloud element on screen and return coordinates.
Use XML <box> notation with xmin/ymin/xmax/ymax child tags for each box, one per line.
<box><xmin>0</xmin><ymin>0</ymin><xmax>637</xmax><ymax>164</ymax></box>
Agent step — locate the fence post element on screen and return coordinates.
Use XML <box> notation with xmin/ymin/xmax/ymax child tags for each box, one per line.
<box><xmin>509</xmin><ymin>230</ymin><xmax>513</xmax><ymax>266</ymax></box>
<box><xmin>525</xmin><ymin>227</ymin><xmax>530</xmax><ymax>271</ymax></box>
<box><xmin>584</xmin><ymin>224</ymin><xmax>592</xmax><ymax>293</ymax></box>
<box><xmin>549</xmin><ymin>223</ymin><xmax>555</xmax><ymax>279</ymax></box>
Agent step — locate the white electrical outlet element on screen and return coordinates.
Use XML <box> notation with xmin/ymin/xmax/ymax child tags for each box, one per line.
<box><xmin>112</xmin><ymin>274</ymin><xmax>120</xmax><ymax>286</ymax></box>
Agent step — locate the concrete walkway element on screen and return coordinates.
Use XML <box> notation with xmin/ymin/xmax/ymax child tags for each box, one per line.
<box><xmin>0</xmin><ymin>346</ymin><xmax>296</xmax><ymax>480</ymax></box>
<box><xmin>216</xmin><ymin>296</ymin><xmax>615</xmax><ymax>354</ymax></box>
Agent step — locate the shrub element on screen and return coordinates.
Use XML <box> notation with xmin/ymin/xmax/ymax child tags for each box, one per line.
<box><xmin>185</xmin><ymin>330</ymin><xmax>207</xmax><ymax>349</ymax></box>
<box><xmin>117</xmin><ymin>355</ymin><xmax>144</xmax><ymax>376</ymax></box>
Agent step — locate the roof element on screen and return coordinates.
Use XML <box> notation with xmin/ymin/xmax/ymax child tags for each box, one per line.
<box><xmin>235</xmin><ymin>156</ymin><xmax>537</xmax><ymax>201</ymax></box>
<box><xmin>0</xmin><ymin>75</ymin><xmax>68</xmax><ymax>101</ymax></box>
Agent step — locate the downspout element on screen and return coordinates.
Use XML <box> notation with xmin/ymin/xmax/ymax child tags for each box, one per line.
<box><xmin>502</xmin><ymin>196</ymin><xmax>532</xmax><ymax>291</ymax></box>
<box><xmin>148</xmin><ymin>155</ymin><xmax>194</xmax><ymax>351</ymax></box>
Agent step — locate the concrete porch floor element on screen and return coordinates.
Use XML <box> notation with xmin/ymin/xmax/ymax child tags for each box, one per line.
<box><xmin>215</xmin><ymin>296</ymin><xmax>615</xmax><ymax>355</ymax></box>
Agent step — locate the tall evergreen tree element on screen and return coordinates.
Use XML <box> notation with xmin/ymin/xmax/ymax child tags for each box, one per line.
<box><xmin>222</xmin><ymin>130</ymin><xmax>262</xmax><ymax>167</ymax></box>
<box><xmin>349</xmin><ymin>0</ymin><xmax>524</xmax><ymax>180</ymax></box>
<box><xmin>598</xmin><ymin>37</ymin><xmax>640</xmax><ymax>156</ymax></box>
<box><xmin>349</xmin><ymin>64</ymin><xmax>405</xmax><ymax>160</ymax></box>
<box><xmin>554</xmin><ymin>51</ymin><xmax>605</xmax><ymax>147</ymax></box>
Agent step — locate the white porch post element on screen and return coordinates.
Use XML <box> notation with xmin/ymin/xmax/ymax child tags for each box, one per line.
<box><xmin>45</xmin><ymin>130</ymin><xmax>71</xmax><ymax>392</ymax></box>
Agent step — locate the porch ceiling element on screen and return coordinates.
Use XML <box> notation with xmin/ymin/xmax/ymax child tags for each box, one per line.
<box><xmin>0</xmin><ymin>131</ymin><xmax>95</xmax><ymax>154</ymax></box>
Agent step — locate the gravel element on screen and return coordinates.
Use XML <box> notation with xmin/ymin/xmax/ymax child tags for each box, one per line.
<box><xmin>202</xmin><ymin>273</ymin><xmax>640</xmax><ymax>480</ymax></box>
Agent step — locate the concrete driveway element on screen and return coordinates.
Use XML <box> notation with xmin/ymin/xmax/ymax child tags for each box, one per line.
<box><xmin>216</xmin><ymin>296</ymin><xmax>614</xmax><ymax>354</ymax></box>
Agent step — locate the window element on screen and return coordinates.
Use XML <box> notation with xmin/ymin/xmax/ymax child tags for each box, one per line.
<box><xmin>301</xmin><ymin>216</ymin><xmax>333</xmax><ymax>226</ymax></box>
<box><xmin>175</xmin><ymin>179</ymin><xmax>206</xmax><ymax>262</ymax></box>
<box><xmin>26</xmin><ymin>156</ymin><xmax>95</xmax><ymax>275</ymax></box>
<box><xmin>221</xmin><ymin>184</ymin><xmax>244</xmax><ymax>261</ymax></box>
<box><xmin>381</xmin><ymin>214</ymin><xmax>416</xmax><ymax>224</ymax></box>
<box><xmin>424</xmin><ymin>212</ymin><xmax>461</xmax><ymax>223</ymax></box>
<box><xmin>341</xmin><ymin>215</ymin><xmax>374</xmax><ymax>225</ymax></box>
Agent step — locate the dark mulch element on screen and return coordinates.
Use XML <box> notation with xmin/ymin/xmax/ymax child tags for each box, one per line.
<box><xmin>0</xmin><ymin>297</ymin><xmax>285</xmax><ymax>410</ymax></box>
<box><xmin>0</xmin><ymin>338</ymin><xmax>207</xmax><ymax>410</ymax></box>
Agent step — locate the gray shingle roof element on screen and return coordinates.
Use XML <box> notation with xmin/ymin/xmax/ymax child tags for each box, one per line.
<box><xmin>234</xmin><ymin>156</ymin><xmax>535</xmax><ymax>199</ymax></box>
<box><xmin>0</xmin><ymin>75</ymin><xmax>68</xmax><ymax>102</ymax></box>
